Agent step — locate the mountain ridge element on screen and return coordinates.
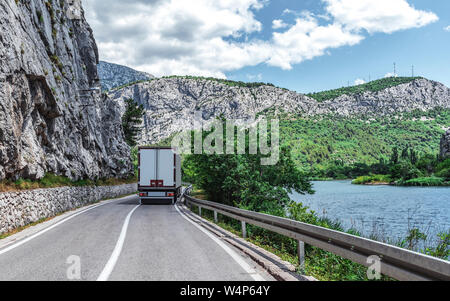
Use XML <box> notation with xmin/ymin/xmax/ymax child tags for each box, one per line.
<box><xmin>98</xmin><ymin>61</ymin><xmax>154</xmax><ymax>91</ymax></box>
<box><xmin>108</xmin><ymin>76</ymin><xmax>450</xmax><ymax>145</ymax></box>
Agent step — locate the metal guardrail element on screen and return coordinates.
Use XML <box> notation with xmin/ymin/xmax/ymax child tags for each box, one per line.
<box><xmin>182</xmin><ymin>188</ymin><xmax>450</xmax><ymax>281</ymax></box>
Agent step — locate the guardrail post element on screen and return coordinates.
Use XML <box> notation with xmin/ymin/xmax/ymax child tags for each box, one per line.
<box><xmin>241</xmin><ymin>221</ymin><xmax>247</xmax><ymax>239</ymax></box>
<box><xmin>298</xmin><ymin>240</ymin><xmax>305</xmax><ymax>270</ymax></box>
<box><xmin>199</xmin><ymin>206</ymin><xmax>202</xmax><ymax>217</ymax></box>
<box><xmin>214</xmin><ymin>211</ymin><xmax>218</xmax><ymax>223</ymax></box>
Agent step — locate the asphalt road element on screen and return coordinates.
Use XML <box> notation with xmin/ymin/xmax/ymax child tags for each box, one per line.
<box><xmin>0</xmin><ymin>195</ymin><xmax>268</xmax><ymax>281</ymax></box>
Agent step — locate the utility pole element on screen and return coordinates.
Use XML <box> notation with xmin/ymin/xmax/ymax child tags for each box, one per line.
<box><xmin>393</xmin><ymin>62</ymin><xmax>396</xmax><ymax>77</ymax></box>
<box><xmin>412</xmin><ymin>65</ymin><xmax>414</xmax><ymax>77</ymax></box>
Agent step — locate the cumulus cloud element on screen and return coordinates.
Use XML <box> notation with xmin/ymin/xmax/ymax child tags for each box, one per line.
<box><xmin>324</xmin><ymin>0</ymin><xmax>438</xmax><ymax>34</ymax></box>
<box><xmin>445</xmin><ymin>26</ymin><xmax>450</xmax><ymax>32</ymax></box>
<box><xmin>272</xmin><ymin>19</ymin><xmax>289</xmax><ymax>29</ymax></box>
<box><xmin>83</xmin><ymin>0</ymin><xmax>438</xmax><ymax>77</ymax></box>
<box><xmin>355</xmin><ymin>79</ymin><xmax>366</xmax><ymax>85</ymax></box>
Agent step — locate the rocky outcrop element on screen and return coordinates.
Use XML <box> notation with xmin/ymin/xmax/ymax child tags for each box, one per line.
<box><xmin>0</xmin><ymin>183</ymin><xmax>137</xmax><ymax>235</ymax></box>
<box><xmin>109</xmin><ymin>77</ymin><xmax>450</xmax><ymax>144</ymax></box>
<box><xmin>98</xmin><ymin>61</ymin><xmax>154</xmax><ymax>91</ymax></box>
<box><xmin>0</xmin><ymin>0</ymin><xmax>132</xmax><ymax>181</ymax></box>
<box><xmin>318</xmin><ymin>79</ymin><xmax>450</xmax><ymax>116</ymax></box>
<box><xmin>441</xmin><ymin>130</ymin><xmax>450</xmax><ymax>159</ymax></box>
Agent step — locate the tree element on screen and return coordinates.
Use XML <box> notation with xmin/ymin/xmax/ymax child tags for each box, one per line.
<box><xmin>183</xmin><ymin>120</ymin><xmax>313</xmax><ymax>215</ymax></box>
<box><xmin>122</xmin><ymin>98</ymin><xmax>145</xmax><ymax>147</ymax></box>
<box><xmin>390</xmin><ymin>147</ymin><xmax>399</xmax><ymax>165</ymax></box>
<box><xmin>401</xmin><ymin>147</ymin><xmax>409</xmax><ymax>160</ymax></box>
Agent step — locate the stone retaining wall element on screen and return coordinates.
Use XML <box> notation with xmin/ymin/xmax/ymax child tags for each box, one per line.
<box><xmin>0</xmin><ymin>183</ymin><xmax>137</xmax><ymax>235</ymax></box>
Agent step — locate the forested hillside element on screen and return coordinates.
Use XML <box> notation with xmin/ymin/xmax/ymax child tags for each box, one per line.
<box><xmin>280</xmin><ymin>108</ymin><xmax>449</xmax><ymax>175</ymax></box>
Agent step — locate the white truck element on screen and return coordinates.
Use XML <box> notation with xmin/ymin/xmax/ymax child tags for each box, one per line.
<box><xmin>138</xmin><ymin>147</ymin><xmax>182</xmax><ymax>204</ymax></box>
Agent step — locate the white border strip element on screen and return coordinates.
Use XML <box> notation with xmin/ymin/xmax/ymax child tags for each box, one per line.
<box><xmin>175</xmin><ymin>204</ymin><xmax>265</xmax><ymax>281</ymax></box>
<box><xmin>97</xmin><ymin>204</ymin><xmax>140</xmax><ymax>281</ymax></box>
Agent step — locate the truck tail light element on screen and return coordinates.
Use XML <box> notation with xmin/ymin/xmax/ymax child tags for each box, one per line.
<box><xmin>139</xmin><ymin>193</ymin><xmax>147</xmax><ymax>197</ymax></box>
<box><xmin>167</xmin><ymin>192</ymin><xmax>175</xmax><ymax>197</ymax></box>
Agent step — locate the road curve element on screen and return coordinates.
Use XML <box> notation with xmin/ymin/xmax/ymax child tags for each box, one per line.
<box><xmin>0</xmin><ymin>195</ymin><xmax>266</xmax><ymax>281</ymax></box>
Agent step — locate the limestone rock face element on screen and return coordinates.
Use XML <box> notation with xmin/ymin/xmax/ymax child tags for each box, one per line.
<box><xmin>109</xmin><ymin>78</ymin><xmax>450</xmax><ymax>145</ymax></box>
<box><xmin>441</xmin><ymin>130</ymin><xmax>450</xmax><ymax>159</ymax></box>
<box><xmin>98</xmin><ymin>61</ymin><xmax>154</xmax><ymax>91</ymax></box>
<box><xmin>0</xmin><ymin>0</ymin><xmax>132</xmax><ymax>180</ymax></box>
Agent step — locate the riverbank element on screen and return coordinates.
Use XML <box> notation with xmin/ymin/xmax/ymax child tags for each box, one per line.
<box><xmin>351</xmin><ymin>175</ymin><xmax>450</xmax><ymax>187</ymax></box>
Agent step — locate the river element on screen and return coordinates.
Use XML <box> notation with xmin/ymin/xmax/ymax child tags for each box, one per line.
<box><xmin>290</xmin><ymin>181</ymin><xmax>450</xmax><ymax>244</ymax></box>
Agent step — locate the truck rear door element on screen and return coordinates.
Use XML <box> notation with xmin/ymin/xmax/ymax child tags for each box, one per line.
<box><xmin>139</xmin><ymin>148</ymin><xmax>157</xmax><ymax>187</ymax></box>
<box><xmin>158</xmin><ymin>149</ymin><xmax>175</xmax><ymax>187</ymax></box>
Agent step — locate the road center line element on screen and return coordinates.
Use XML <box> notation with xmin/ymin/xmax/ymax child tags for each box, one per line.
<box><xmin>174</xmin><ymin>204</ymin><xmax>265</xmax><ymax>281</ymax></box>
<box><xmin>97</xmin><ymin>204</ymin><xmax>140</xmax><ymax>281</ymax></box>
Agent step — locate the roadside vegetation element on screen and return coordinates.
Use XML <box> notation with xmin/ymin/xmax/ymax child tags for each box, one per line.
<box><xmin>306</xmin><ymin>77</ymin><xmax>422</xmax><ymax>102</ymax></box>
<box><xmin>0</xmin><ymin>173</ymin><xmax>137</xmax><ymax>192</ymax></box>
<box><xmin>182</xmin><ymin>119</ymin><xmax>449</xmax><ymax>280</ymax></box>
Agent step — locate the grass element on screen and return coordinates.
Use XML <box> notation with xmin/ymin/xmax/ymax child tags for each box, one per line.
<box><xmin>0</xmin><ymin>173</ymin><xmax>137</xmax><ymax>192</ymax></box>
<box><xmin>400</xmin><ymin>177</ymin><xmax>448</xmax><ymax>187</ymax></box>
<box><xmin>188</xmin><ymin>203</ymin><xmax>385</xmax><ymax>281</ymax></box>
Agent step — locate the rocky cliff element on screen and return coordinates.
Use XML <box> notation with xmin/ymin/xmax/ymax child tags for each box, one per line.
<box><xmin>98</xmin><ymin>61</ymin><xmax>154</xmax><ymax>91</ymax></box>
<box><xmin>109</xmin><ymin>77</ymin><xmax>450</xmax><ymax>144</ymax></box>
<box><xmin>441</xmin><ymin>130</ymin><xmax>450</xmax><ymax>159</ymax></box>
<box><xmin>0</xmin><ymin>0</ymin><xmax>132</xmax><ymax>181</ymax></box>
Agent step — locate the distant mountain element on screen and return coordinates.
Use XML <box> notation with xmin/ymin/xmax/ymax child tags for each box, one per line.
<box><xmin>108</xmin><ymin>76</ymin><xmax>450</xmax><ymax>144</ymax></box>
<box><xmin>98</xmin><ymin>61</ymin><xmax>154</xmax><ymax>91</ymax></box>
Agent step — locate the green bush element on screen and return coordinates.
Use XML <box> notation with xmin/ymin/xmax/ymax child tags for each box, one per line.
<box><xmin>400</xmin><ymin>177</ymin><xmax>446</xmax><ymax>187</ymax></box>
<box><xmin>352</xmin><ymin>175</ymin><xmax>392</xmax><ymax>185</ymax></box>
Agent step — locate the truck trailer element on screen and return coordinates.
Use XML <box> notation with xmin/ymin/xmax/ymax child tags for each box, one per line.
<box><xmin>138</xmin><ymin>147</ymin><xmax>182</xmax><ymax>205</ymax></box>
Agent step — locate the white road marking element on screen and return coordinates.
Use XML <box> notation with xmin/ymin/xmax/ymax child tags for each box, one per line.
<box><xmin>175</xmin><ymin>204</ymin><xmax>265</xmax><ymax>281</ymax></box>
<box><xmin>0</xmin><ymin>197</ymin><xmax>126</xmax><ymax>256</ymax></box>
<box><xmin>97</xmin><ymin>204</ymin><xmax>140</xmax><ymax>281</ymax></box>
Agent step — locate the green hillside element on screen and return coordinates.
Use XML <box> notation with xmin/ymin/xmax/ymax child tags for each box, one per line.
<box><xmin>279</xmin><ymin>108</ymin><xmax>449</xmax><ymax>174</ymax></box>
<box><xmin>306</xmin><ymin>77</ymin><xmax>422</xmax><ymax>102</ymax></box>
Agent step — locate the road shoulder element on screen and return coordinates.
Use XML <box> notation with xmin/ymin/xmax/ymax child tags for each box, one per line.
<box><xmin>176</xmin><ymin>203</ymin><xmax>316</xmax><ymax>281</ymax></box>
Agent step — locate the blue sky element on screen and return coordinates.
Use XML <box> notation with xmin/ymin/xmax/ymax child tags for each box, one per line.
<box><xmin>227</xmin><ymin>0</ymin><xmax>450</xmax><ymax>92</ymax></box>
<box><xmin>85</xmin><ymin>0</ymin><xmax>450</xmax><ymax>93</ymax></box>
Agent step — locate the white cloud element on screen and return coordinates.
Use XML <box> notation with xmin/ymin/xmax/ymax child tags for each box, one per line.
<box><xmin>324</xmin><ymin>0</ymin><xmax>438</xmax><ymax>34</ymax></box>
<box><xmin>272</xmin><ymin>19</ymin><xmax>289</xmax><ymax>29</ymax></box>
<box><xmin>247</xmin><ymin>73</ymin><xmax>263</xmax><ymax>81</ymax></box>
<box><xmin>268</xmin><ymin>18</ymin><xmax>363</xmax><ymax>70</ymax></box>
<box><xmin>384</xmin><ymin>72</ymin><xmax>398</xmax><ymax>78</ymax></box>
<box><xmin>83</xmin><ymin>0</ymin><xmax>439</xmax><ymax>77</ymax></box>
<box><xmin>355</xmin><ymin>79</ymin><xmax>366</xmax><ymax>85</ymax></box>
<box><xmin>444</xmin><ymin>26</ymin><xmax>450</xmax><ymax>32</ymax></box>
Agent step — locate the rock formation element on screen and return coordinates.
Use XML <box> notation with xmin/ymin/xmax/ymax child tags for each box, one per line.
<box><xmin>108</xmin><ymin>77</ymin><xmax>450</xmax><ymax>144</ymax></box>
<box><xmin>98</xmin><ymin>61</ymin><xmax>154</xmax><ymax>91</ymax></box>
<box><xmin>0</xmin><ymin>0</ymin><xmax>132</xmax><ymax>180</ymax></box>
